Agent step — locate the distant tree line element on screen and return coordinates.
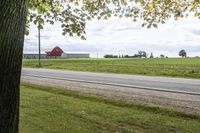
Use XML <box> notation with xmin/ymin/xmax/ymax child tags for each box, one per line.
<box><xmin>104</xmin><ymin>49</ymin><xmax>193</xmax><ymax>58</ymax></box>
<box><xmin>104</xmin><ymin>55</ymin><xmax>119</xmax><ymax>58</ymax></box>
<box><xmin>104</xmin><ymin>51</ymin><xmax>148</xmax><ymax>58</ymax></box>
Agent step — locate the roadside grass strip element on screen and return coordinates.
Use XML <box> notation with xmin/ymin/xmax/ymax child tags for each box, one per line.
<box><xmin>20</xmin><ymin>83</ymin><xmax>200</xmax><ymax>133</ymax></box>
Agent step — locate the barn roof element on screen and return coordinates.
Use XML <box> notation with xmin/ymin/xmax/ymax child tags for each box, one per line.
<box><xmin>46</xmin><ymin>46</ymin><xmax>64</xmax><ymax>56</ymax></box>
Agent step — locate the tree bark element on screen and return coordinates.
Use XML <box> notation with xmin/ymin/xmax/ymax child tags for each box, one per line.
<box><xmin>0</xmin><ymin>1</ymin><xmax>27</xmax><ymax>132</ymax></box>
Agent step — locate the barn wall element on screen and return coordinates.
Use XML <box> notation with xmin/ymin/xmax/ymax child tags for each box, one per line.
<box><xmin>23</xmin><ymin>54</ymin><xmax>47</xmax><ymax>59</ymax></box>
<box><xmin>61</xmin><ymin>53</ymin><xmax>90</xmax><ymax>58</ymax></box>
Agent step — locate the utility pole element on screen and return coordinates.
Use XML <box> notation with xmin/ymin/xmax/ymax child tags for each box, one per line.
<box><xmin>38</xmin><ymin>27</ymin><xmax>41</xmax><ymax>67</ymax></box>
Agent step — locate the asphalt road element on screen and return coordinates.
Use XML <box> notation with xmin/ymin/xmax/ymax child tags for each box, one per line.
<box><xmin>22</xmin><ymin>68</ymin><xmax>200</xmax><ymax>95</ymax></box>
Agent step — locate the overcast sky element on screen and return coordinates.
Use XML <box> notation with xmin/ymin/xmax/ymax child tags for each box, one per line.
<box><xmin>24</xmin><ymin>16</ymin><xmax>200</xmax><ymax>58</ymax></box>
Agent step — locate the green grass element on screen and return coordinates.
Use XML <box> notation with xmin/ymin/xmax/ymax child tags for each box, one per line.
<box><xmin>23</xmin><ymin>58</ymin><xmax>200</xmax><ymax>79</ymax></box>
<box><xmin>20</xmin><ymin>83</ymin><xmax>200</xmax><ymax>133</ymax></box>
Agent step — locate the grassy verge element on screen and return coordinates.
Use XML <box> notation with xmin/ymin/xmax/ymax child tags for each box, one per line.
<box><xmin>23</xmin><ymin>58</ymin><xmax>200</xmax><ymax>79</ymax></box>
<box><xmin>20</xmin><ymin>83</ymin><xmax>200</xmax><ymax>133</ymax></box>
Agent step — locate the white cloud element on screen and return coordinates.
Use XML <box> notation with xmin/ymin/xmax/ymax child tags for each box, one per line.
<box><xmin>24</xmin><ymin>17</ymin><xmax>200</xmax><ymax>57</ymax></box>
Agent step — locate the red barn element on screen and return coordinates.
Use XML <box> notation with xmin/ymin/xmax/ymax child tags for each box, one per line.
<box><xmin>46</xmin><ymin>46</ymin><xmax>63</xmax><ymax>58</ymax></box>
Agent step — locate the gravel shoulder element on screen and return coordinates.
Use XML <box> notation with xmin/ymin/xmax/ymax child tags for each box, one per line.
<box><xmin>21</xmin><ymin>75</ymin><xmax>200</xmax><ymax>114</ymax></box>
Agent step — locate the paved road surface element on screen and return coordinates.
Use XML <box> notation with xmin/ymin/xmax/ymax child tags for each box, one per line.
<box><xmin>22</xmin><ymin>68</ymin><xmax>200</xmax><ymax>96</ymax></box>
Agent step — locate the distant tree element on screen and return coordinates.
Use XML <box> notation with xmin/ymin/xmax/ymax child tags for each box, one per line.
<box><xmin>160</xmin><ymin>54</ymin><xmax>165</xmax><ymax>58</ymax></box>
<box><xmin>150</xmin><ymin>52</ymin><xmax>154</xmax><ymax>58</ymax></box>
<box><xmin>179</xmin><ymin>50</ymin><xmax>187</xmax><ymax>58</ymax></box>
<box><xmin>131</xmin><ymin>54</ymin><xmax>137</xmax><ymax>58</ymax></box>
<box><xmin>104</xmin><ymin>54</ymin><xmax>112</xmax><ymax>58</ymax></box>
<box><xmin>124</xmin><ymin>55</ymin><xmax>129</xmax><ymax>58</ymax></box>
<box><xmin>137</xmin><ymin>51</ymin><xmax>147</xmax><ymax>58</ymax></box>
<box><xmin>104</xmin><ymin>54</ymin><xmax>118</xmax><ymax>58</ymax></box>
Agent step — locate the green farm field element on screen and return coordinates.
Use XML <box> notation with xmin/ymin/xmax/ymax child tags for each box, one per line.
<box><xmin>23</xmin><ymin>58</ymin><xmax>200</xmax><ymax>79</ymax></box>
<box><xmin>20</xmin><ymin>83</ymin><xmax>200</xmax><ymax>133</ymax></box>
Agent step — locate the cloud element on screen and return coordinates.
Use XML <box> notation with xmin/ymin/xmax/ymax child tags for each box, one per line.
<box><xmin>189</xmin><ymin>29</ymin><xmax>200</xmax><ymax>36</ymax></box>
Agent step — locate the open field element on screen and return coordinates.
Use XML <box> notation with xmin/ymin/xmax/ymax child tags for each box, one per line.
<box><xmin>23</xmin><ymin>58</ymin><xmax>200</xmax><ymax>79</ymax></box>
<box><xmin>20</xmin><ymin>84</ymin><xmax>200</xmax><ymax>133</ymax></box>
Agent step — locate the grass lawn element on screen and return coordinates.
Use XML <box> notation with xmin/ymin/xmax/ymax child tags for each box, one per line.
<box><xmin>23</xmin><ymin>58</ymin><xmax>200</xmax><ymax>79</ymax></box>
<box><xmin>20</xmin><ymin>84</ymin><xmax>200</xmax><ymax>133</ymax></box>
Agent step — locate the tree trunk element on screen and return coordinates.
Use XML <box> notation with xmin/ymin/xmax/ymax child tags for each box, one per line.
<box><xmin>0</xmin><ymin>1</ymin><xmax>27</xmax><ymax>132</ymax></box>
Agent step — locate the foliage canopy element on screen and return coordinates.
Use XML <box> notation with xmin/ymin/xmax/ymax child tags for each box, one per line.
<box><xmin>179</xmin><ymin>49</ymin><xmax>187</xmax><ymax>58</ymax></box>
<box><xmin>27</xmin><ymin>0</ymin><xmax>200</xmax><ymax>39</ymax></box>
